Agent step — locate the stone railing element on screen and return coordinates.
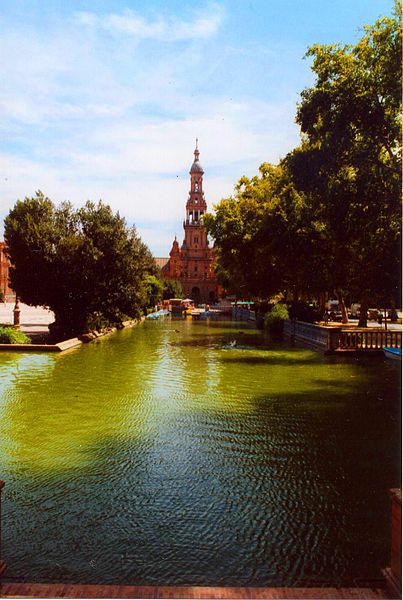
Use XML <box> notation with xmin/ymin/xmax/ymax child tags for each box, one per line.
<box><xmin>339</xmin><ymin>329</ymin><xmax>402</xmax><ymax>350</ymax></box>
<box><xmin>232</xmin><ymin>307</ymin><xmax>265</xmax><ymax>328</ymax></box>
<box><xmin>283</xmin><ymin>320</ymin><xmax>341</xmax><ymax>352</ymax></box>
<box><xmin>232</xmin><ymin>307</ymin><xmax>256</xmax><ymax>321</ymax></box>
<box><xmin>284</xmin><ymin>320</ymin><xmax>402</xmax><ymax>353</ymax></box>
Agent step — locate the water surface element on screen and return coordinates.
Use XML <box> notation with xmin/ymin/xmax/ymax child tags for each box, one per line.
<box><xmin>0</xmin><ymin>318</ymin><xmax>400</xmax><ymax>586</ymax></box>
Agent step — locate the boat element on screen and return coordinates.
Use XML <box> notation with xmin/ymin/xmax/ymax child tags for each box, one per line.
<box><xmin>383</xmin><ymin>347</ymin><xmax>402</xmax><ymax>361</ymax></box>
<box><xmin>190</xmin><ymin>308</ymin><xmax>205</xmax><ymax>319</ymax></box>
<box><xmin>168</xmin><ymin>298</ymin><xmax>195</xmax><ymax>316</ymax></box>
<box><xmin>169</xmin><ymin>298</ymin><xmax>185</xmax><ymax>316</ymax></box>
<box><xmin>146</xmin><ymin>309</ymin><xmax>170</xmax><ymax>319</ymax></box>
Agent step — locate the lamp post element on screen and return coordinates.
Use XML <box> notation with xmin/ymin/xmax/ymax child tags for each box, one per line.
<box><xmin>13</xmin><ymin>297</ymin><xmax>20</xmax><ymax>329</ymax></box>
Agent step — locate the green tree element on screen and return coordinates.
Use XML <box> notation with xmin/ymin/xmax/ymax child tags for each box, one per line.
<box><xmin>204</xmin><ymin>164</ymin><xmax>283</xmax><ymax>299</ymax></box>
<box><xmin>145</xmin><ymin>274</ymin><xmax>164</xmax><ymax>310</ymax></box>
<box><xmin>4</xmin><ymin>192</ymin><xmax>158</xmax><ymax>336</ymax></box>
<box><xmin>296</xmin><ymin>4</ymin><xmax>402</xmax><ymax>324</ymax></box>
<box><xmin>207</xmin><ymin>4</ymin><xmax>401</xmax><ymax>324</ymax></box>
<box><xmin>204</xmin><ymin>161</ymin><xmax>325</xmax><ymax>302</ymax></box>
<box><xmin>162</xmin><ymin>278</ymin><xmax>183</xmax><ymax>300</ymax></box>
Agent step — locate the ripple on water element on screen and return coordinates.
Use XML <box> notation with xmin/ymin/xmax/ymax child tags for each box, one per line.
<box><xmin>0</xmin><ymin>318</ymin><xmax>400</xmax><ymax>586</ymax></box>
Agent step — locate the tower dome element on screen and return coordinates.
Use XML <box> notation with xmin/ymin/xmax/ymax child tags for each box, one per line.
<box><xmin>189</xmin><ymin>138</ymin><xmax>204</xmax><ymax>174</ymax></box>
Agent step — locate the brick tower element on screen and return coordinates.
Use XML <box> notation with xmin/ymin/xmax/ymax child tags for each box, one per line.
<box><xmin>163</xmin><ymin>141</ymin><xmax>219</xmax><ymax>304</ymax></box>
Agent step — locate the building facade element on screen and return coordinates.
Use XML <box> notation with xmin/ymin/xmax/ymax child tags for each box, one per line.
<box><xmin>162</xmin><ymin>143</ymin><xmax>219</xmax><ymax>304</ymax></box>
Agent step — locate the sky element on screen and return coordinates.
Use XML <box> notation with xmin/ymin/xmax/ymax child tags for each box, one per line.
<box><xmin>0</xmin><ymin>0</ymin><xmax>394</xmax><ymax>256</ymax></box>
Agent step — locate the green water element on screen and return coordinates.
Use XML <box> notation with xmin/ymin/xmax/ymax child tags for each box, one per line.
<box><xmin>0</xmin><ymin>318</ymin><xmax>400</xmax><ymax>586</ymax></box>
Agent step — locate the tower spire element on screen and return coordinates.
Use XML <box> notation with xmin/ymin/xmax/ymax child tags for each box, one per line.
<box><xmin>190</xmin><ymin>140</ymin><xmax>203</xmax><ymax>174</ymax></box>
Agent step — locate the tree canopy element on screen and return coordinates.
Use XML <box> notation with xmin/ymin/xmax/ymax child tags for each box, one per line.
<box><xmin>205</xmin><ymin>4</ymin><xmax>402</xmax><ymax>321</ymax></box>
<box><xmin>4</xmin><ymin>192</ymin><xmax>162</xmax><ymax>336</ymax></box>
<box><xmin>162</xmin><ymin>278</ymin><xmax>183</xmax><ymax>300</ymax></box>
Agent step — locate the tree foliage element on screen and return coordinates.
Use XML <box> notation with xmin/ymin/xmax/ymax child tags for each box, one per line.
<box><xmin>162</xmin><ymin>278</ymin><xmax>183</xmax><ymax>300</ymax></box>
<box><xmin>205</xmin><ymin>4</ymin><xmax>401</xmax><ymax>321</ymax></box>
<box><xmin>204</xmin><ymin>162</ymin><xmax>321</xmax><ymax>300</ymax></box>
<box><xmin>296</xmin><ymin>3</ymin><xmax>402</xmax><ymax>321</ymax></box>
<box><xmin>4</xmin><ymin>192</ymin><xmax>161</xmax><ymax>335</ymax></box>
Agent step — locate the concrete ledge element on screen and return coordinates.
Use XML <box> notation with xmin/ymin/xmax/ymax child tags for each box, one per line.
<box><xmin>0</xmin><ymin>317</ymin><xmax>145</xmax><ymax>353</ymax></box>
<box><xmin>0</xmin><ymin>337</ymin><xmax>82</xmax><ymax>352</ymax></box>
<box><xmin>0</xmin><ymin>343</ymin><xmax>60</xmax><ymax>352</ymax></box>
<box><xmin>55</xmin><ymin>338</ymin><xmax>83</xmax><ymax>352</ymax></box>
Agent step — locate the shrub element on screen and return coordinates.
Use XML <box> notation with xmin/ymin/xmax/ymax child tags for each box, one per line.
<box><xmin>264</xmin><ymin>303</ymin><xmax>289</xmax><ymax>334</ymax></box>
<box><xmin>0</xmin><ymin>326</ymin><xmax>31</xmax><ymax>344</ymax></box>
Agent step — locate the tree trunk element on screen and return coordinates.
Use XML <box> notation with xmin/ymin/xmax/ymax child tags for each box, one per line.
<box><xmin>319</xmin><ymin>291</ymin><xmax>326</xmax><ymax>313</ymax></box>
<box><xmin>336</xmin><ymin>289</ymin><xmax>348</xmax><ymax>324</ymax></box>
<box><xmin>358</xmin><ymin>296</ymin><xmax>368</xmax><ymax>327</ymax></box>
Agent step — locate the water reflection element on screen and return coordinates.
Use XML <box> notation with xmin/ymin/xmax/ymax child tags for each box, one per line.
<box><xmin>0</xmin><ymin>318</ymin><xmax>400</xmax><ymax>586</ymax></box>
<box><xmin>0</xmin><ymin>328</ymin><xmax>162</xmax><ymax>473</ymax></box>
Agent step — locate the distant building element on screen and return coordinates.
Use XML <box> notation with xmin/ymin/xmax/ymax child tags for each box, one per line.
<box><xmin>162</xmin><ymin>142</ymin><xmax>219</xmax><ymax>304</ymax></box>
<box><xmin>0</xmin><ymin>242</ymin><xmax>14</xmax><ymax>301</ymax></box>
<box><xmin>154</xmin><ymin>257</ymin><xmax>169</xmax><ymax>270</ymax></box>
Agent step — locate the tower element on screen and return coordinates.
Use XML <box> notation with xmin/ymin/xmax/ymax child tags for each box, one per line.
<box><xmin>163</xmin><ymin>141</ymin><xmax>218</xmax><ymax>304</ymax></box>
<box><xmin>182</xmin><ymin>139</ymin><xmax>208</xmax><ymax>255</ymax></box>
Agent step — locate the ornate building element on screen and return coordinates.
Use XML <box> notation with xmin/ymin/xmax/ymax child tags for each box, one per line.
<box><xmin>162</xmin><ymin>142</ymin><xmax>219</xmax><ymax>304</ymax></box>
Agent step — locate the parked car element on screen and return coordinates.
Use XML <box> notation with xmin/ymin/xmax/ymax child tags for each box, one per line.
<box><xmin>350</xmin><ymin>302</ymin><xmax>361</xmax><ymax>318</ymax></box>
<box><xmin>325</xmin><ymin>299</ymin><xmax>342</xmax><ymax>321</ymax></box>
<box><xmin>368</xmin><ymin>308</ymin><xmax>379</xmax><ymax>321</ymax></box>
<box><xmin>388</xmin><ymin>308</ymin><xmax>398</xmax><ymax>322</ymax></box>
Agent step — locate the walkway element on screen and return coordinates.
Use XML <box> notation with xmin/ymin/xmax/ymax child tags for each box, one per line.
<box><xmin>0</xmin><ymin>582</ymin><xmax>390</xmax><ymax>599</ymax></box>
<box><xmin>0</xmin><ymin>302</ymin><xmax>53</xmax><ymax>342</ymax></box>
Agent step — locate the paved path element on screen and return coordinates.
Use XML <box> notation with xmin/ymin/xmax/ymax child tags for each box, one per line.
<box><xmin>0</xmin><ymin>302</ymin><xmax>54</xmax><ymax>342</ymax></box>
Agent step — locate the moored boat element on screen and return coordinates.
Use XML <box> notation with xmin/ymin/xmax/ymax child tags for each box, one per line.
<box><xmin>383</xmin><ymin>346</ymin><xmax>402</xmax><ymax>360</ymax></box>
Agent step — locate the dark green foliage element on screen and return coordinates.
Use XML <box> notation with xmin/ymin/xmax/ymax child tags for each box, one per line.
<box><xmin>295</xmin><ymin>3</ymin><xmax>402</xmax><ymax>317</ymax></box>
<box><xmin>205</xmin><ymin>5</ymin><xmax>401</xmax><ymax>319</ymax></box>
<box><xmin>0</xmin><ymin>327</ymin><xmax>31</xmax><ymax>344</ymax></box>
<box><xmin>162</xmin><ymin>278</ymin><xmax>183</xmax><ymax>300</ymax></box>
<box><xmin>145</xmin><ymin>275</ymin><xmax>164</xmax><ymax>309</ymax></box>
<box><xmin>264</xmin><ymin>303</ymin><xmax>289</xmax><ymax>334</ymax></box>
<box><xmin>4</xmin><ymin>192</ymin><xmax>159</xmax><ymax>335</ymax></box>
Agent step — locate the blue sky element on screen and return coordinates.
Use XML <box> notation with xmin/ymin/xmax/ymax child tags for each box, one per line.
<box><xmin>0</xmin><ymin>0</ymin><xmax>394</xmax><ymax>255</ymax></box>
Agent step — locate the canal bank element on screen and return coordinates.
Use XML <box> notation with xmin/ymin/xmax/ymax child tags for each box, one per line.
<box><xmin>0</xmin><ymin>318</ymin><xmax>400</xmax><ymax>588</ymax></box>
<box><xmin>0</xmin><ymin>302</ymin><xmax>145</xmax><ymax>352</ymax></box>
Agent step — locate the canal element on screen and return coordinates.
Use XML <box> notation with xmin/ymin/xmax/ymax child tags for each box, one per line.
<box><xmin>0</xmin><ymin>318</ymin><xmax>400</xmax><ymax>586</ymax></box>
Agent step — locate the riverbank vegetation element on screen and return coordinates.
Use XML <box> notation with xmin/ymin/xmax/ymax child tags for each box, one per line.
<box><xmin>204</xmin><ymin>4</ymin><xmax>401</xmax><ymax>326</ymax></box>
<box><xmin>0</xmin><ymin>326</ymin><xmax>31</xmax><ymax>344</ymax></box>
<box><xmin>4</xmin><ymin>194</ymin><xmax>163</xmax><ymax>337</ymax></box>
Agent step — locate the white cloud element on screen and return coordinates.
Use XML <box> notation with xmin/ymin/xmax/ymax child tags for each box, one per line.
<box><xmin>75</xmin><ymin>4</ymin><xmax>224</xmax><ymax>42</ymax></box>
<box><xmin>0</xmin><ymin>94</ymin><xmax>301</xmax><ymax>254</ymax></box>
<box><xmin>0</xmin><ymin>3</ymin><xmax>303</xmax><ymax>256</ymax></box>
